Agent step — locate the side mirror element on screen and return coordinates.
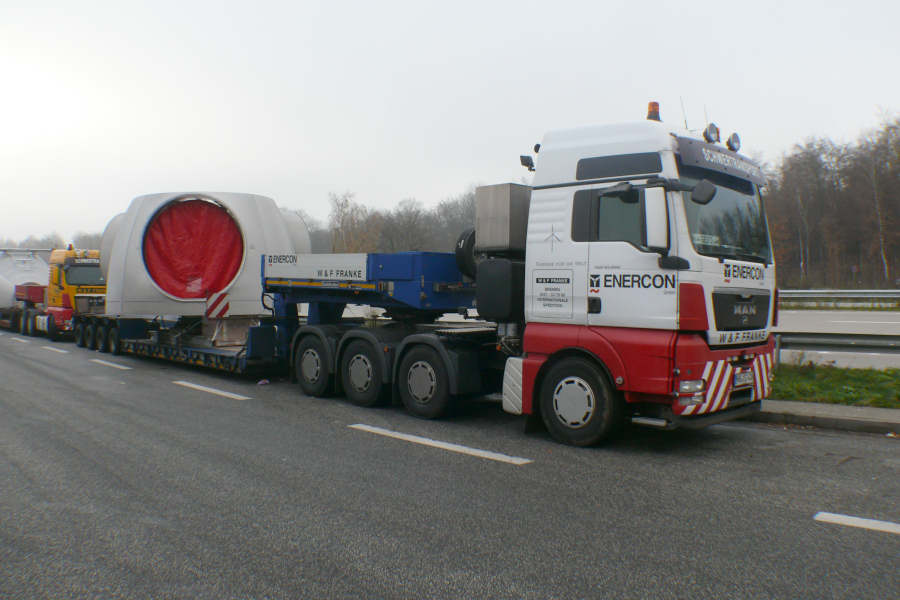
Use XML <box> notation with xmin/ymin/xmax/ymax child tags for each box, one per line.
<box><xmin>644</xmin><ymin>187</ymin><xmax>669</xmax><ymax>253</ymax></box>
<box><xmin>691</xmin><ymin>179</ymin><xmax>717</xmax><ymax>204</ymax></box>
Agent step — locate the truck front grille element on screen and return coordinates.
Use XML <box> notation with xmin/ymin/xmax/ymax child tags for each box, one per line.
<box><xmin>712</xmin><ymin>290</ymin><xmax>770</xmax><ymax>331</ymax></box>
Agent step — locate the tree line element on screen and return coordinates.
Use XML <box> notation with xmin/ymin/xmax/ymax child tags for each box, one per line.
<box><xmin>0</xmin><ymin>232</ymin><xmax>102</xmax><ymax>251</ymax></box>
<box><xmin>765</xmin><ymin>118</ymin><xmax>899</xmax><ymax>288</ymax></box>
<box><xmin>302</xmin><ymin>190</ymin><xmax>475</xmax><ymax>254</ymax></box>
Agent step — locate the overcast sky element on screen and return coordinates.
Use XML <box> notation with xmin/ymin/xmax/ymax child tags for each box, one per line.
<box><xmin>1</xmin><ymin>0</ymin><xmax>897</xmax><ymax>241</ymax></box>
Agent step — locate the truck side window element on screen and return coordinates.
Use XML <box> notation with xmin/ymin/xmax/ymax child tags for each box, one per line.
<box><xmin>572</xmin><ymin>189</ymin><xmax>645</xmax><ymax>246</ymax></box>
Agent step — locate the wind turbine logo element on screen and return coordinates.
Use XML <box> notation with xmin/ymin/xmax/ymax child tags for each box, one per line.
<box><xmin>543</xmin><ymin>225</ymin><xmax>561</xmax><ymax>252</ymax></box>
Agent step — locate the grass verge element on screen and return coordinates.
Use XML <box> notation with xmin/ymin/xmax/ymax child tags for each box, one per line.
<box><xmin>772</xmin><ymin>364</ymin><xmax>900</xmax><ymax>409</ymax></box>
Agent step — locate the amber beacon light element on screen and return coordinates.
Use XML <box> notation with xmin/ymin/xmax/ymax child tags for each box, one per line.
<box><xmin>647</xmin><ymin>101</ymin><xmax>661</xmax><ymax>121</ymax></box>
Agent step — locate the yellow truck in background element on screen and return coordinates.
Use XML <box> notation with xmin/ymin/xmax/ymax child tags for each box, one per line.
<box><xmin>0</xmin><ymin>246</ymin><xmax>106</xmax><ymax>340</ymax></box>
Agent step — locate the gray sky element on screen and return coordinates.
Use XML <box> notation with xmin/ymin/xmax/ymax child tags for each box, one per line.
<box><xmin>1</xmin><ymin>0</ymin><xmax>897</xmax><ymax>241</ymax></box>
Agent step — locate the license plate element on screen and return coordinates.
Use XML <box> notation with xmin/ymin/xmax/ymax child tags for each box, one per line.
<box><xmin>734</xmin><ymin>370</ymin><xmax>753</xmax><ymax>388</ymax></box>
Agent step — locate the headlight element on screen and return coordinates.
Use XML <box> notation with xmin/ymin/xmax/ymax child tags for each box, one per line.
<box><xmin>678</xmin><ymin>379</ymin><xmax>706</xmax><ymax>394</ymax></box>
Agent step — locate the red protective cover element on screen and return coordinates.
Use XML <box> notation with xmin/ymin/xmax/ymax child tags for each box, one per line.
<box><xmin>143</xmin><ymin>199</ymin><xmax>244</xmax><ymax>299</ymax></box>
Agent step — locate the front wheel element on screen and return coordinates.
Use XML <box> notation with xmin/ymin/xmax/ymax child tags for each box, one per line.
<box><xmin>47</xmin><ymin>316</ymin><xmax>58</xmax><ymax>341</ymax></box>
<box><xmin>397</xmin><ymin>345</ymin><xmax>451</xmax><ymax>419</ymax></box>
<box><xmin>295</xmin><ymin>336</ymin><xmax>333</xmax><ymax>397</ymax></box>
<box><xmin>539</xmin><ymin>357</ymin><xmax>623</xmax><ymax>446</ymax></box>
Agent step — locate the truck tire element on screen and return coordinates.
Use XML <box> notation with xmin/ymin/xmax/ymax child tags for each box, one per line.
<box><xmin>18</xmin><ymin>311</ymin><xmax>27</xmax><ymax>335</ymax></box>
<box><xmin>295</xmin><ymin>336</ymin><xmax>332</xmax><ymax>397</ymax></box>
<box><xmin>24</xmin><ymin>310</ymin><xmax>35</xmax><ymax>337</ymax></box>
<box><xmin>97</xmin><ymin>323</ymin><xmax>110</xmax><ymax>353</ymax></box>
<box><xmin>397</xmin><ymin>345</ymin><xmax>451</xmax><ymax>419</ymax></box>
<box><xmin>47</xmin><ymin>316</ymin><xmax>57</xmax><ymax>341</ymax></box>
<box><xmin>84</xmin><ymin>321</ymin><xmax>97</xmax><ymax>350</ymax></box>
<box><xmin>107</xmin><ymin>327</ymin><xmax>121</xmax><ymax>355</ymax></box>
<box><xmin>340</xmin><ymin>340</ymin><xmax>388</xmax><ymax>407</ymax></box>
<box><xmin>74</xmin><ymin>321</ymin><xmax>86</xmax><ymax>347</ymax></box>
<box><xmin>539</xmin><ymin>357</ymin><xmax>623</xmax><ymax>446</ymax></box>
<box><xmin>455</xmin><ymin>228</ymin><xmax>478</xmax><ymax>279</ymax></box>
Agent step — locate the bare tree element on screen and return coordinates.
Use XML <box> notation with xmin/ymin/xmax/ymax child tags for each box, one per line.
<box><xmin>73</xmin><ymin>231</ymin><xmax>103</xmax><ymax>249</ymax></box>
<box><xmin>328</xmin><ymin>192</ymin><xmax>383</xmax><ymax>252</ymax></box>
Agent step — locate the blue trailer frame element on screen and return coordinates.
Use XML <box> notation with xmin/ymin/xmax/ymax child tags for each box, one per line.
<box><xmin>261</xmin><ymin>252</ymin><xmax>498</xmax><ymax>414</ymax></box>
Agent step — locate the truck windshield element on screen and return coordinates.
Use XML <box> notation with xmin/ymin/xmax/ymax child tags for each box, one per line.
<box><xmin>678</xmin><ymin>165</ymin><xmax>772</xmax><ymax>264</ymax></box>
<box><xmin>65</xmin><ymin>265</ymin><xmax>105</xmax><ymax>286</ymax></box>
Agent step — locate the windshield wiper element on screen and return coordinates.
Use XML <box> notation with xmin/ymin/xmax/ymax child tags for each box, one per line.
<box><xmin>730</xmin><ymin>253</ymin><xmax>770</xmax><ymax>265</ymax></box>
<box><xmin>696</xmin><ymin>248</ymin><xmax>770</xmax><ymax>265</ymax></box>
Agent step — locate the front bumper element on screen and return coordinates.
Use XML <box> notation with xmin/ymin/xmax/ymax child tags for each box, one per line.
<box><xmin>671</xmin><ymin>400</ymin><xmax>761</xmax><ymax>429</ymax></box>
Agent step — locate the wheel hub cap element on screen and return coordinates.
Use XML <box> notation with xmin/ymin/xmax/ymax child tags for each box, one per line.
<box><xmin>348</xmin><ymin>354</ymin><xmax>373</xmax><ymax>392</ymax></box>
<box><xmin>300</xmin><ymin>349</ymin><xmax>321</xmax><ymax>382</ymax></box>
<box><xmin>407</xmin><ymin>361</ymin><xmax>436</xmax><ymax>403</ymax></box>
<box><xmin>552</xmin><ymin>376</ymin><xmax>595</xmax><ymax>428</ymax></box>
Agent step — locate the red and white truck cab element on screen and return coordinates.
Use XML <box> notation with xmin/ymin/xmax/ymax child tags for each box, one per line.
<box><xmin>480</xmin><ymin>103</ymin><xmax>776</xmax><ymax>445</ymax></box>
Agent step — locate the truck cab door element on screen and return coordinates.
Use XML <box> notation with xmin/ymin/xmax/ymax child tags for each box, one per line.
<box><xmin>47</xmin><ymin>266</ymin><xmax>62</xmax><ymax>307</ymax></box>
<box><xmin>577</xmin><ymin>187</ymin><xmax>677</xmax><ymax>330</ymax></box>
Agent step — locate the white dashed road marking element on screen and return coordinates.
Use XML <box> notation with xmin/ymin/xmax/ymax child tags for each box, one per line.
<box><xmin>90</xmin><ymin>358</ymin><xmax>132</xmax><ymax>370</ymax></box>
<box><xmin>172</xmin><ymin>380</ymin><xmax>251</xmax><ymax>401</ymax></box>
<box><xmin>10</xmin><ymin>337</ymin><xmax>29</xmax><ymax>343</ymax></box>
<box><xmin>814</xmin><ymin>512</ymin><xmax>900</xmax><ymax>535</ymax></box>
<box><xmin>349</xmin><ymin>424</ymin><xmax>533</xmax><ymax>465</ymax></box>
<box><xmin>41</xmin><ymin>346</ymin><xmax>69</xmax><ymax>354</ymax></box>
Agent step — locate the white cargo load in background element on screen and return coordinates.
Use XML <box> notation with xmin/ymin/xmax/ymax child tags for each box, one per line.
<box><xmin>101</xmin><ymin>192</ymin><xmax>311</xmax><ymax>317</ymax></box>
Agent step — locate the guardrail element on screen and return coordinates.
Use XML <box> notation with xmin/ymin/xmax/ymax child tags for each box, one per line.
<box><xmin>777</xmin><ymin>332</ymin><xmax>900</xmax><ymax>353</ymax></box>
<box><xmin>779</xmin><ymin>289</ymin><xmax>900</xmax><ymax>300</ymax></box>
<box><xmin>775</xmin><ymin>332</ymin><xmax>900</xmax><ymax>365</ymax></box>
<box><xmin>779</xmin><ymin>289</ymin><xmax>899</xmax><ymax>309</ymax></box>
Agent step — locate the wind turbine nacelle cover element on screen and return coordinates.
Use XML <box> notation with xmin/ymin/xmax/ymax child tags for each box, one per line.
<box><xmin>101</xmin><ymin>192</ymin><xmax>311</xmax><ymax>317</ymax></box>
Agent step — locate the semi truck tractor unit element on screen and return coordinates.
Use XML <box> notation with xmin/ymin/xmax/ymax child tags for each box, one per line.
<box><xmin>0</xmin><ymin>247</ymin><xmax>105</xmax><ymax>339</ymax></box>
<box><xmin>261</xmin><ymin>103</ymin><xmax>777</xmax><ymax>445</ymax></box>
<box><xmin>74</xmin><ymin>192</ymin><xmax>311</xmax><ymax>371</ymax></box>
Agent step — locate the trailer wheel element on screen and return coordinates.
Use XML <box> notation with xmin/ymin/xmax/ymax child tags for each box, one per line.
<box><xmin>97</xmin><ymin>323</ymin><xmax>110</xmax><ymax>353</ymax></box>
<box><xmin>295</xmin><ymin>336</ymin><xmax>332</xmax><ymax>397</ymax></box>
<box><xmin>398</xmin><ymin>345</ymin><xmax>451</xmax><ymax>419</ymax></box>
<box><xmin>539</xmin><ymin>357</ymin><xmax>623</xmax><ymax>446</ymax></box>
<box><xmin>74</xmin><ymin>321</ymin><xmax>86</xmax><ymax>347</ymax></box>
<box><xmin>84</xmin><ymin>321</ymin><xmax>98</xmax><ymax>350</ymax></box>
<box><xmin>24</xmin><ymin>310</ymin><xmax>35</xmax><ymax>337</ymax></box>
<box><xmin>18</xmin><ymin>311</ymin><xmax>27</xmax><ymax>335</ymax></box>
<box><xmin>340</xmin><ymin>340</ymin><xmax>388</xmax><ymax>407</ymax></box>
<box><xmin>47</xmin><ymin>316</ymin><xmax>58</xmax><ymax>341</ymax></box>
<box><xmin>107</xmin><ymin>327</ymin><xmax>121</xmax><ymax>355</ymax></box>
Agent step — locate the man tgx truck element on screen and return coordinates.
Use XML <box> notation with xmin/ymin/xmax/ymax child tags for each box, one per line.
<box><xmin>263</xmin><ymin>102</ymin><xmax>777</xmax><ymax>446</ymax></box>
<box><xmin>0</xmin><ymin>247</ymin><xmax>105</xmax><ymax>339</ymax></box>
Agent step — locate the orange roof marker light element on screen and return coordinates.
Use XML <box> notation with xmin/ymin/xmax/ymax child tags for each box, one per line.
<box><xmin>647</xmin><ymin>101</ymin><xmax>661</xmax><ymax>121</ymax></box>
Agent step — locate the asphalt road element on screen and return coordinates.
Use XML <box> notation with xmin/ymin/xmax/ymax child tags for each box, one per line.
<box><xmin>1</xmin><ymin>333</ymin><xmax>898</xmax><ymax>599</ymax></box>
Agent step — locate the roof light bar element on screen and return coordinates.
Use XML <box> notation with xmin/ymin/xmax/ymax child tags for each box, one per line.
<box><xmin>703</xmin><ymin>123</ymin><xmax>720</xmax><ymax>144</ymax></box>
